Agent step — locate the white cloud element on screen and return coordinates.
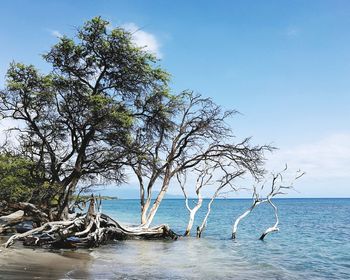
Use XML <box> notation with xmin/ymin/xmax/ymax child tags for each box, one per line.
<box><xmin>267</xmin><ymin>133</ymin><xmax>350</xmax><ymax>179</ymax></box>
<box><xmin>47</xmin><ymin>23</ymin><xmax>162</xmax><ymax>57</ymax></box>
<box><xmin>121</xmin><ymin>23</ymin><xmax>162</xmax><ymax>58</ymax></box>
<box><xmin>50</xmin><ymin>30</ymin><xmax>63</xmax><ymax>38</ymax></box>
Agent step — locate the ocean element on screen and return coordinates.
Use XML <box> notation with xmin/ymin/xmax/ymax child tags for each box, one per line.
<box><xmin>1</xmin><ymin>198</ymin><xmax>349</xmax><ymax>279</ymax></box>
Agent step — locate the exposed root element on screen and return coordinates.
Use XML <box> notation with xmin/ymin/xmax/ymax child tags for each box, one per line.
<box><xmin>3</xmin><ymin>197</ymin><xmax>178</xmax><ymax>249</ymax></box>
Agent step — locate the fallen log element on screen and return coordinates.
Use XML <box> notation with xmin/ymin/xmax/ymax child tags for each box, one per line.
<box><xmin>0</xmin><ymin>201</ymin><xmax>50</xmax><ymax>234</ymax></box>
<box><xmin>0</xmin><ymin>201</ymin><xmax>49</xmax><ymax>223</ymax></box>
<box><xmin>8</xmin><ymin>202</ymin><xmax>49</xmax><ymax>224</ymax></box>
<box><xmin>0</xmin><ymin>210</ymin><xmax>24</xmax><ymax>234</ymax></box>
<box><xmin>0</xmin><ymin>210</ymin><xmax>24</xmax><ymax>224</ymax></box>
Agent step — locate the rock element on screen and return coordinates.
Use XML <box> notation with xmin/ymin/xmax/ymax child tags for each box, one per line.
<box><xmin>66</xmin><ymin>236</ymin><xmax>81</xmax><ymax>243</ymax></box>
<box><xmin>16</xmin><ymin>221</ymin><xmax>34</xmax><ymax>233</ymax></box>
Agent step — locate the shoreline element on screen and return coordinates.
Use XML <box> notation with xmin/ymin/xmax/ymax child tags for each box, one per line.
<box><xmin>0</xmin><ymin>236</ymin><xmax>93</xmax><ymax>279</ymax></box>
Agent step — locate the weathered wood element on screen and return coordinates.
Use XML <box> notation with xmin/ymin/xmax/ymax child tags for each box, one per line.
<box><xmin>232</xmin><ymin>200</ymin><xmax>262</xmax><ymax>239</ymax></box>
<box><xmin>232</xmin><ymin>167</ymin><xmax>304</xmax><ymax>240</ymax></box>
<box><xmin>259</xmin><ymin>199</ymin><xmax>279</xmax><ymax>240</ymax></box>
<box><xmin>10</xmin><ymin>202</ymin><xmax>49</xmax><ymax>224</ymax></box>
<box><xmin>0</xmin><ymin>210</ymin><xmax>25</xmax><ymax>234</ymax></box>
<box><xmin>0</xmin><ymin>201</ymin><xmax>48</xmax><ymax>224</ymax></box>
<box><xmin>0</xmin><ymin>201</ymin><xmax>51</xmax><ymax>234</ymax></box>
<box><xmin>3</xmin><ymin>197</ymin><xmax>178</xmax><ymax>249</ymax></box>
<box><xmin>0</xmin><ymin>210</ymin><xmax>24</xmax><ymax>224</ymax></box>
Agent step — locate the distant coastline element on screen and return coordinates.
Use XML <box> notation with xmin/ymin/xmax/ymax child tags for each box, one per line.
<box><xmin>76</xmin><ymin>195</ymin><xmax>119</xmax><ymax>201</ymax></box>
<box><xmin>109</xmin><ymin>197</ymin><xmax>350</xmax><ymax>200</ymax></box>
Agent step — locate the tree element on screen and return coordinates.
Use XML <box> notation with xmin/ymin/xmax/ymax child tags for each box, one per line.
<box><xmin>0</xmin><ymin>17</ymin><xmax>171</xmax><ymax>219</ymax></box>
<box><xmin>127</xmin><ymin>91</ymin><xmax>273</xmax><ymax>227</ymax></box>
<box><xmin>231</xmin><ymin>166</ymin><xmax>305</xmax><ymax>240</ymax></box>
<box><xmin>177</xmin><ymin>159</ymin><xmax>242</xmax><ymax>237</ymax></box>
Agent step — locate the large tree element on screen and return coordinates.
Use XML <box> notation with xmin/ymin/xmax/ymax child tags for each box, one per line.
<box><xmin>0</xmin><ymin>17</ymin><xmax>171</xmax><ymax>219</ymax></box>
<box><xmin>127</xmin><ymin>91</ymin><xmax>272</xmax><ymax>227</ymax></box>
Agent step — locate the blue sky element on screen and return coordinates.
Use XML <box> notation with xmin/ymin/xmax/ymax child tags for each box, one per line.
<box><xmin>0</xmin><ymin>0</ymin><xmax>349</xmax><ymax>197</ymax></box>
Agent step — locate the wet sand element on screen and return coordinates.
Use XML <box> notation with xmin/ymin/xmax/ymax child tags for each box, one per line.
<box><xmin>0</xmin><ymin>237</ymin><xmax>92</xmax><ymax>279</ymax></box>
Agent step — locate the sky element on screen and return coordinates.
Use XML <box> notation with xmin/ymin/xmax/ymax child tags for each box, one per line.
<box><xmin>0</xmin><ymin>0</ymin><xmax>349</xmax><ymax>197</ymax></box>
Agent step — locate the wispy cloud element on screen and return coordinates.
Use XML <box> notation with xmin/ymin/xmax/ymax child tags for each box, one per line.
<box><xmin>49</xmin><ymin>30</ymin><xmax>63</xmax><ymax>38</ymax></box>
<box><xmin>121</xmin><ymin>22</ymin><xmax>162</xmax><ymax>58</ymax></box>
<box><xmin>286</xmin><ymin>26</ymin><xmax>300</xmax><ymax>38</ymax></box>
<box><xmin>267</xmin><ymin>133</ymin><xmax>350</xmax><ymax>179</ymax></box>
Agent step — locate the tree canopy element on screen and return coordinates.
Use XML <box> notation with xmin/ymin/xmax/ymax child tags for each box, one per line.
<box><xmin>0</xmin><ymin>17</ymin><xmax>172</xmax><ymax>218</ymax></box>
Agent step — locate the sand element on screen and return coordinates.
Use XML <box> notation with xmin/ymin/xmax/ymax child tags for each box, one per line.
<box><xmin>0</xmin><ymin>237</ymin><xmax>93</xmax><ymax>279</ymax></box>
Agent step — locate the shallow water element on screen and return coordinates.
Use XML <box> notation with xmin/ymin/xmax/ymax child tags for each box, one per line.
<box><xmin>1</xmin><ymin>198</ymin><xmax>349</xmax><ymax>279</ymax></box>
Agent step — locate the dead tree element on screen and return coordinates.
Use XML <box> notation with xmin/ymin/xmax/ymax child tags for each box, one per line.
<box><xmin>177</xmin><ymin>162</ymin><xmax>213</xmax><ymax>236</ymax></box>
<box><xmin>0</xmin><ymin>201</ymin><xmax>49</xmax><ymax>234</ymax></box>
<box><xmin>231</xmin><ymin>185</ymin><xmax>265</xmax><ymax>240</ymax></box>
<box><xmin>259</xmin><ymin>197</ymin><xmax>279</xmax><ymax>240</ymax></box>
<box><xmin>128</xmin><ymin>92</ymin><xmax>273</xmax><ymax>228</ymax></box>
<box><xmin>178</xmin><ymin>156</ymin><xmax>249</xmax><ymax>237</ymax></box>
<box><xmin>231</xmin><ymin>166</ymin><xmax>305</xmax><ymax>240</ymax></box>
<box><xmin>196</xmin><ymin>167</ymin><xmax>244</xmax><ymax>238</ymax></box>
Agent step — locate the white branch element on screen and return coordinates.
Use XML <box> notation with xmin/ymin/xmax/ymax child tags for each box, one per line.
<box><xmin>259</xmin><ymin>198</ymin><xmax>279</xmax><ymax>240</ymax></box>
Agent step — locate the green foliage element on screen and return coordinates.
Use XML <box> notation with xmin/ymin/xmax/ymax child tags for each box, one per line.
<box><xmin>0</xmin><ymin>153</ymin><xmax>36</xmax><ymax>203</ymax></box>
<box><xmin>0</xmin><ymin>17</ymin><xmax>174</xmax><ymax>208</ymax></box>
<box><xmin>0</xmin><ymin>152</ymin><xmax>60</xmax><ymax>205</ymax></box>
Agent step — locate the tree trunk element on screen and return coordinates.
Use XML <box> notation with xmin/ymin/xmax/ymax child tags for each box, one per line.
<box><xmin>140</xmin><ymin>178</ymin><xmax>157</xmax><ymax>225</ymax></box>
<box><xmin>140</xmin><ymin>188</ymin><xmax>145</xmax><ymax>224</ymax></box>
<box><xmin>141</xmin><ymin>199</ymin><xmax>151</xmax><ymax>225</ymax></box>
<box><xmin>197</xmin><ymin>199</ymin><xmax>214</xmax><ymax>237</ymax></box>
<box><xmin>232</xmin><ymin>201</ymin><xmax>261</xmax><ymax>239</ymax></box>
<box><xmin>197</xmin><ymin>189</ymin><xmax>220</xmax><ymax>238</ymax></box>
<box><xmin>58</xmin><ymin>178</ymin><xmax>79</xmax><ymax>220</ymax></box>
<box><xmin>259</xmin><ymin>199</ymin><xmax>279</xmax><ymax>240</ymax></box>
<box><xmin>142</xmin><ymin>180</ymin><xmax>170</xmax><ymax>228</ymax></box>
<box><xmin>184</xmin><ymin>196</ymin><xmax>203</xmax><ymax>236</ymax></box>
<box><xmin>184</xmin><ymin>211</ymin><xmax>195</xmax><ymax>236</ymax></box>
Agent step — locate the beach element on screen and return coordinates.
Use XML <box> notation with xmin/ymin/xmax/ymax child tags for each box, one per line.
<box><xmin>1</xmin><ymin>199</ymin><xmax>349</xmax><ymax>279</ymax></box>
<box><xmin>0</xmin><ymin>236</ymin><xmax>92</xmax><ymax>279</ymax></box>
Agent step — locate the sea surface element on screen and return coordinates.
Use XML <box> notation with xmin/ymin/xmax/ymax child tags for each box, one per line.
<box><xmin>1</xmin><ymin>198</ymin><xmax>349</xmax><ymax>279</ymax></box>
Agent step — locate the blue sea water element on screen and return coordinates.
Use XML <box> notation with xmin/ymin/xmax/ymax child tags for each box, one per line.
<box><xmin>1</xmin><ymin>198</ymin><xmax>349</xmax><ymax>279</ymax></box>
<box><xmin>87</xmin><ymin>198</ymin><xmax>350</xmax><ymax>279</ymax></box>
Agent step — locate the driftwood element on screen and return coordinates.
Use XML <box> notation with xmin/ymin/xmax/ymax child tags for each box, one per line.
<box><xmin>0</xmin><ymin>201</ymin><xmax>49</xmax><ymax>222</ymax></box>
<box><xmin>3</xmin><ymin>196</ymin><xmax>178</xmax><ymax>249</ymax></box>
<box><xmin>0</xmin><ymin>210</ymin><xmax>24</xmax><ymax>233</ymax></box>
<box><xmin>0</xmin><ymin>201</ymin><xmax>49</xmax><ymax>234</ymax></box>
